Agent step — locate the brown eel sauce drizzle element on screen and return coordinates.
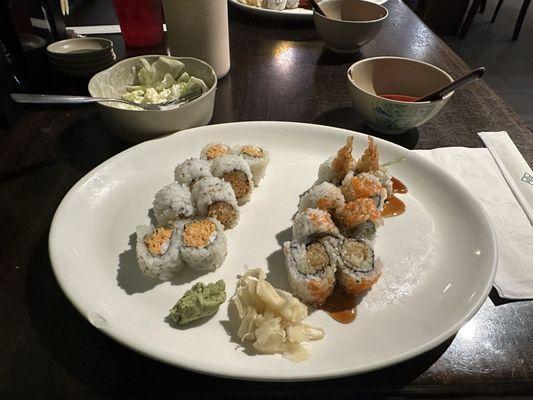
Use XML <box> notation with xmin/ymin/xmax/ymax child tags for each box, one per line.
<box><xmin>322</xmin><ymin>177</ymin><xmax>408</xmax><ymax>323</ymax></box>
<box><xmin>382</xmin><ymin>177</ymin><xmax>408</xmax><ymax>218</ymax></box>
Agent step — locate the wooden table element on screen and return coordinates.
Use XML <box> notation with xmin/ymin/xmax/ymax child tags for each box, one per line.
<box><xmin>1</xmin><ymin>1</ymin><xmax>532</xmax><ymax>398</ymax></box>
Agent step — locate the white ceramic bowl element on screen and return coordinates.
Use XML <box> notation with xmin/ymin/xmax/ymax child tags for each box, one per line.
<box><xmin>47</xmin><ymin>37</ymin><xmax>113</xmax><ymax>59</ymax></box>
<box><xmin>347</xmin><ymin>56</ymin><xmax>454</xmax><ymax>134</ymax></box>
<box><xmin>313</xmin><ymin>0</ymin><xmax>388</xmax><ymax>53</ymax></box>
<box><xmin>88</xmin><ymin>55</ymin><xmax>217</xmax><ymax>142</ymax></box>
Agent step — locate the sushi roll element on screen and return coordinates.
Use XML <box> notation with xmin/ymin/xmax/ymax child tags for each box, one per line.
<box><xmin>210</xmin><ymin>155</ymin><xmax>254</xmax><ymax>205</ymax></box>
<box><xmin>232</xmin><ymin>144</ymin><xmax>270</xmax><ymax>186</ymax></box>
<box><xmin>316</xmin><ymin>137</ymin><xmax>355</xmax><ymax>185</ymax></box>
<box><xmin>341</xmin><ymin>172</ymin><xmax>388</xmax><ymax>212</ymax></box>
<box><xmin>261</xmin><ymin>0</ymin><xmax>287</xmax><ymax>10</ymax></box>
<box><xmin>153</xmin><ymin>182</ymin><xmax>195</xmax><ymax>227</ymax></box>
<box><xmin>136</xmin><ymin>225</ymin><xmax>184</xmax><ymax>280</ymax></box>
<box><xmin>200</xmin><ymin>142</ymin><xmax>232</xmax><ymax>161</ymax></box>
<box><xmin>285</xmin><ymin>0</ymin><xmax>299</xmax><ymax>8</ymax></box>
<box><xmin>298</xmin><ymin>182</ymin><xmax>345</xmax><ymax>214</ymax></box>
<box><xmin>176</xmin><ymin>217</ymin><xmax>227</xmax><ymax>271</ymax></box>
<box><xmin>336</xmin><ymin>198</ymin><xmax>382</xmax><ymax>232</ymax></box>
<box><xmin>192</xmin><ymin>177</ymin><xmax>240</xmax><ymax>229</ymax></box>
<box><xmin>174</xmin><ymin>158</ymin><xmax>212</xmax><ymax>189</ymax></box>
<box><xmin>336</xmin><ymin>238</ymin><xmax>382</xmax><ymax>296</ymax></box>
<box><xmin>292</xmin><ymin>208</ymin><xmax>340</xmax><ymax>244</ymax></box>
<box><xmin>371</xmin><ymin>168</ymin><xmax>393</xmax><ymax>198</ymax></box>
<box><xmin>284</xmin><ymin>236</ymin><xmax>338</xmax><ymax>306</ymax></box>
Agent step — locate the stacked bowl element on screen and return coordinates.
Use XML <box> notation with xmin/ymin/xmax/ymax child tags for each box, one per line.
<box><xmin>46</xmin><ymin>37</ymin><xmax>116</xmax><ymax>78</ymax></box>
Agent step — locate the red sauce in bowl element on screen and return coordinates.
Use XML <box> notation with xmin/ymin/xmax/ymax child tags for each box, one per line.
<box><xmin>380</xmin><ymin>94</ymin><xmax>418</xmax><ymax>102</ymax></box>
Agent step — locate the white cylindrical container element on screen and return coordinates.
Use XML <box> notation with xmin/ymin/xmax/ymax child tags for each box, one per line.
<box><xmin>162</xmin><ymin>0</ymin><xmax>230</xmax><ymax>79</ymax></box>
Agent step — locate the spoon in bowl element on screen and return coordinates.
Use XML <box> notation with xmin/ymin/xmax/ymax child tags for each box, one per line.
<box><xmin>308</xmin><ymin>0</ymin><xmax>327</xmax><ymax>17</ymax></box>
<box><xmin>415</xmin><ymin>66</ymin><xmax>485</xmax><ymax>102</ymax></box>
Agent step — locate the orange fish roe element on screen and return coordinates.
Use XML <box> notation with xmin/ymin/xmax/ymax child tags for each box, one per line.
<box><xmin>182</xmin><ymin>220</ymin><xmax>217</xmax><ymax>248</ymax></box>
<box><xmin>336</xmin><ymin>198</ymin><xmax>381</xmax><ymax>229</ymax></box>
<box><xmin>241</xmin><ymin>145</ymin><xmax>263</xmax><ymax>158</ymax></box>
<box><xmin>341</xmin><ymin>176</ymin><xmax>383</xmax><ymax>202</ymax></box>
<box><xmin>356</xmin><ymin>136</ymin><xmax>379</xmax><ymax>173</ymax></box>
<box><xmin>144</xmin><ymin>227</ymin><xmax>173</xmax><ymax>256</ymax></box>
<box><xmin>331</xmin><ymin>136</ymin><xmax>354</xmax><ymax>181</ymax></box>
<box><xmin>316</xmin><ymin>197</ymin><xmax>337</xmax><ymax>212</ymax></box>
<box><xmin>223</xmin><ymin>170</ymin><xmax>250</xmax><ymax>199</ymax></box>
<box><xmin>306</xmin><ymin>208</ymin><xmax>336</xmax><ymax>229</ymax></box>
<box><xmin>205</xmin><ymin>144</ymin><xmax>231</xmax><ymax>160</ymax></box>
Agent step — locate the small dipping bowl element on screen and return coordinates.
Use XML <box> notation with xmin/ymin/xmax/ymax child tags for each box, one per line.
<box><xmin>347</xmin><ymin>56</ymin><xmax>454</xmax><ymax>134</ymax></box>
<box><xmin>313</xmin><ymin>0</ymin><xmax>388</xmax><ymax>53</ymax></box>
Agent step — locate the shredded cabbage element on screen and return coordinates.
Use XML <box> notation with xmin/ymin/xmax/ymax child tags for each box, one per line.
<box><xmin>120</xmin><ymin>56</ymin><xmax>208</xmax><ymax>107</ymax></box>
<box><xmin>232</xmin><ymin>268</ymin><xmax>324</xmax><ymax>362</ymax></box>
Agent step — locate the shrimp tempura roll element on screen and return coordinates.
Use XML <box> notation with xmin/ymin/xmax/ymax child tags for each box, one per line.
<box><xmin>336</xmin><ymin>238</ymin><xmax>382</xmax><ymax>296</ymax></box>
<box><xmin>284</xmin><ymin>236</ymin><xmax>338</xmax><ymax>306</ymax></box>
<box><xmin>298</xmin><ymin>182</ymin><xmax>345</xmax><ymax>215</ymax></box>
<box><xmin>292</xmin><ymin>208</ymin><xmax>340</xmax><ymax>244</ymax></box>
<box><xmin>316</xmin><ymin>137</ymin><xmax>355</xmax><ymax>185</ymax></box>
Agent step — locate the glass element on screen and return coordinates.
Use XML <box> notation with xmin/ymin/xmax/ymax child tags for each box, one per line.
<box><xmin>113</xmin><ymin>0</ymin><xmax>163</xmax><ymax>48</ymax></box>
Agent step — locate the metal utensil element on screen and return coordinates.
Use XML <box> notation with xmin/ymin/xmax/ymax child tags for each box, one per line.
<box><xmin>308</xmin><ymin>0</ymin><xmax>327</xmax><ymax>17</ymax></box>
<box><xmin>416</xmin><ymin>67</ymin><xmax>485</xmax><ymax>102</ymax></box>
<box><xmin>11</xmin><ymin>90</ymin><xmax>203</xmax><ymax>110</ymax></box>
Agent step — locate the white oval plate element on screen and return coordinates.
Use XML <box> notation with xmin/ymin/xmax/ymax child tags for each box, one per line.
<box><xmin>49</xmin><ymin>122</ymin><xmax>496</xmax><ymax>381</ymax></box>
<box><xmin>229</xmin><ymin>0</ymin><xmax>387</xmax><ymax>20</ymax></box>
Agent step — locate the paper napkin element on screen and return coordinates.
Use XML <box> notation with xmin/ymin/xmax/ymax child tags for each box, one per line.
<box><xmin>415</xmin><ymin>144</ymin><xmax>533</xmax><ymax>300</ymax></box>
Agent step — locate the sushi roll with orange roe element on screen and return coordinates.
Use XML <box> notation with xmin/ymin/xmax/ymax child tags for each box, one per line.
<box><xmin>284</xmin><ymin>236</ymin><xmax>338</xmax><ymax>306</ymax></box>
<box><xmin>341</xmin><ymin>172</ymin><xmax>388</xmax><ymax>212</ymax></box>
<box><xmin>336</xmin><ymin>238</ymin><xmax>382</xmax><ymax>296</ymax></box>
<box><xmin>316</xmin><ymin>136</ymin><xmax>355</xmax><ymax>185</ymax></box>
<box><xmin>176</xmin><ymin>217</ymin><xmax>227</xmax><ymax>271</ymax></box>
<box><xmin>335</xmin><ymin>198</ymin><xmax>383</xmax><ymax>243</ymax></box>
<box><xmin>136</xmin><ymin>225</ymin><xmax>184</xmax><ymax>280</ymax></box>
<box><xmin>298</xmin><ymin>182</ymin><xmax>345</xmax><ymax>215</ymax></box>
<box><xmin>292</xmin><ymin>208</ymin><xmax>340</xmax><ymax>244</ymax></box>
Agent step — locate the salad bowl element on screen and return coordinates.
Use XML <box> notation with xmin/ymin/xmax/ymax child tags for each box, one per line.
<box><xmin>88</xmin><ymin>55</ymin><xmax>217</xmax><ymax>142</ymax></box>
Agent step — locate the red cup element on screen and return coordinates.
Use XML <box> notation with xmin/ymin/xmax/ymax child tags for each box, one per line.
<box><xmin>113</xmin><ymin>0</ymin><xmax>163</xmax><ymax>48</ymax></box>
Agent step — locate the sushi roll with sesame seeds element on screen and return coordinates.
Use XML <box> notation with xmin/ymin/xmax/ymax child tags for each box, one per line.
<box><xmin>176</xmin><ymin>217</ymin><xmax>227</xmax><ymax>271</ymax></box>
<box><xmin>210</xmin><ymin>155</ymin><xmax>254</xmax><ymax>205</ymax></box>
<box><xmin>200</xmin><ymin>142</ymin><xmax>232</xmax><ymax>161</ymax></box>
<box><xmin>232</xmin><ymin>144</ymin><xmax>270</xmax><ymax>186</ymax></box>
<box><xmin>283</xmin><ymin>235</ymin><xmax>338</xmax><ymax>306</ymax></box>
<box><xmin>292</xmin><ymin>208</ymin><xmax>340</xmax><ymax>244</ymax></box>
<box><xmin>152</xmin><ymin>182</ymin><xmax>195</xmax><ymax>227</ymax></box>
<box><xmin>191</xmin><ymin>177</ymin><xmax>240</xmax><ymax>229</ymax></box>
<box><xmin>136</xmin><ymin>225</ymin><xmax>184</xmax><ymax>280</ymax></box>
<box><xmin>336</xmin><ymin>238</ymin><xmax>382</xmax><ymax>296</ymax></box>
<box><xmin>174</xmin><ymin>158</ymin><xmax>212</xmax><ymax>190</ymax></box>
<box><xmin>298</xmin><ymin>182</ymin><xmax>345</xmax><ymax>215</ymax></box>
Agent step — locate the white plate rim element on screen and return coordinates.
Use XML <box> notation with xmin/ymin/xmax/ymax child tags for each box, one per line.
<box><xmin>229</xmin><ymin>0</ymin><xmax>389</xmax><ymax>20</ymax></box>
<box><xmin>49</xmin><ymin>121</ymin><xmax>497</xmax><ymax>381</ymax></box>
